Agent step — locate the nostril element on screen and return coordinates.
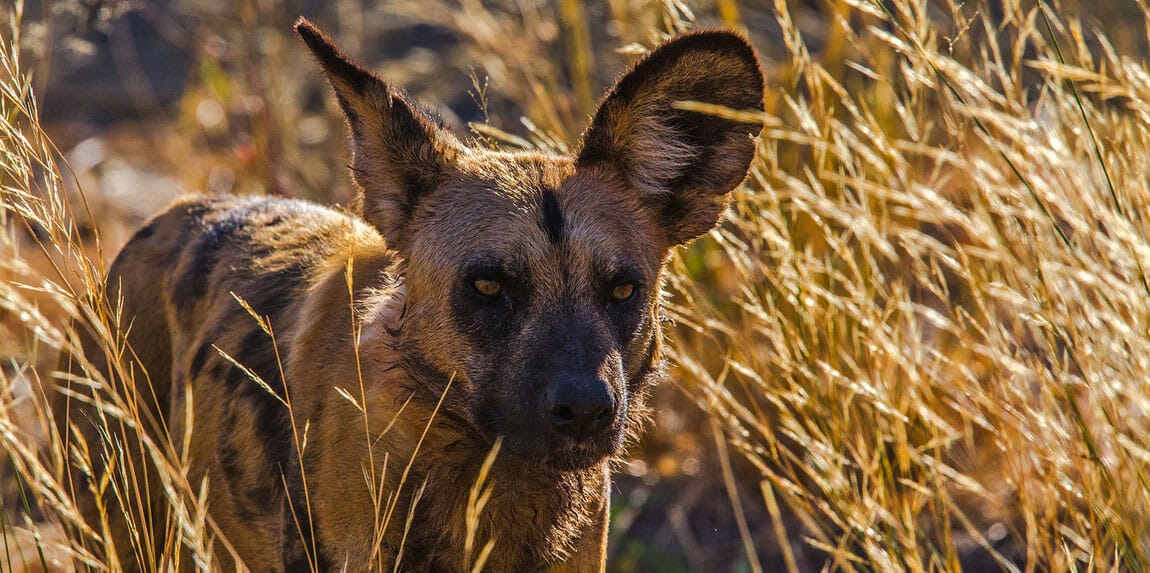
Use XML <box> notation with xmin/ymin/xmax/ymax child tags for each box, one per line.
<box><xmin>550</xmin><ymin>405</ymin><xmax>576</xmax><ymax>426</ymax></box>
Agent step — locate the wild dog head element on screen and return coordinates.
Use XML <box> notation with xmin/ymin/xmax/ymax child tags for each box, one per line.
<box><xmin>296</xmin><ymin>19</ymin><xmax>764</xmax><ymax>470</ymax></box>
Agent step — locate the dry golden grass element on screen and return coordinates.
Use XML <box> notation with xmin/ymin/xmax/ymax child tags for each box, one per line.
<box><xmin>3</xmin><ymin>0</ymin><xmax>1150</xmax><ymax>570</ymax></box>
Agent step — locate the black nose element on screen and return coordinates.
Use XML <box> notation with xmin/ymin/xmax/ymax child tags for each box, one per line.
<box><xmin>546</xmin><ymin>375</ymin><xmax>617</xmax><ymax>440</ymax></box>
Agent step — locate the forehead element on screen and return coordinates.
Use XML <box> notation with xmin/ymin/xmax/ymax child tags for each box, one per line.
<box><xmin>411</xmin><ymin>152</ymin><xmax>660</xmax><ymax>275</ymax></box>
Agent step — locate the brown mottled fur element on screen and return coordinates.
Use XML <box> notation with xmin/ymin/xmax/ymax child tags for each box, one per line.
<box><xmin>55</xmin><ymin>18</ymin><xmax>764</xmax><ymax>572</ymax></box>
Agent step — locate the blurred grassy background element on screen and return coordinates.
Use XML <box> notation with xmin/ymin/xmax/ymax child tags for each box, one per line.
<box><xmin>4</xmin><ymin>0</ymin><xmax>1150</xmax><ymax>571</ymax></box>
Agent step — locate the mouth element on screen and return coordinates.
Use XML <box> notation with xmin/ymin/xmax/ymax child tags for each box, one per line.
<box><xmin>542</xmin><ymin>442</ymin><xmax>615</xmax><ymax>470</ymax></box>
<box><xmin>489</xmin><ymin>428</ymin><xmax>621</xmax><ymax>470</ymax></box>
<box><xmin>539</xmin><ymin>423</ymin><xmax>627</xmax><ymax>470</ymax></box>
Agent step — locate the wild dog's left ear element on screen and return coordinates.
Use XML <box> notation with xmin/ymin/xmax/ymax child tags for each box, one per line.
<box><xmin>295</xmin><ymin>18</ymin><xmax>458</xmax><ymax>250</ymax></box>
<box><xmin>576</xmin><ymin>31</ymin><xmax>764</xmax><ymax>247</ymax></box>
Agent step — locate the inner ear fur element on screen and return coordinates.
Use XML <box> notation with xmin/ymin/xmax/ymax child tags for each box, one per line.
<box><xmin>295</xmin><ymin>17</ymin><xmax>458</xmax><ymax>250</ymax></box>
<box><xmin>576</xmin><ymin>31</ymin><xmax>765</xmax><ymax>247</ymax></box>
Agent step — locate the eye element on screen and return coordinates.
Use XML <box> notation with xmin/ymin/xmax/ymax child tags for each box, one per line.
<box><xmin>473</xmin><ymin>279</ymin><xmax>503</xmax><ymax>297</ymax></box>
<box><xmin>609</xmin><ymin>283</ymin><xmax>636</xmax><ymax>303</ymax></box>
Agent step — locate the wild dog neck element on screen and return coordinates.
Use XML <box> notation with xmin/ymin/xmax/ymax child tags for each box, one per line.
<box><xmin>400</xmin><ymin>445</ymin><xmax>609</xmax><ymax>570</ymax></box>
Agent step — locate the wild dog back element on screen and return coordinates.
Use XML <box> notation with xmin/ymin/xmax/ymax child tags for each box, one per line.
<box><xmin>56</xmin><ymin>17</ymin><xmax>765</xmax><ymax>572</ymax></box>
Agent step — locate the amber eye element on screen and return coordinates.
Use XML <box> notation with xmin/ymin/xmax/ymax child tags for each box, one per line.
<box><xmin>610</xmin><ymin>283</ymin><xmax>635</xmax><ymax>302</ymax></box>
<box><xmin>473</xmin><ymin>279</ymin><xmax>503</xmax><ymax>297</ymax></box>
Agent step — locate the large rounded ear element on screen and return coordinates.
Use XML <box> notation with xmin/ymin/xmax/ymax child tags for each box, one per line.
<box><xmin>576</xmin><ymin>31</ymin><xmax>764</xmax><ymax>247</ymax></box>
<box><xmin>295</xmin><ymin>18</ymin><xmax>458</xmax><ymax>250</ymax></box>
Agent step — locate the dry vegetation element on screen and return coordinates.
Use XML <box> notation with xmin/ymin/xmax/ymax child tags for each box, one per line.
<box><xmin>2</xmin><ymin>0</ymin><xmax>1150</xmax><ymax>570</ymax></box>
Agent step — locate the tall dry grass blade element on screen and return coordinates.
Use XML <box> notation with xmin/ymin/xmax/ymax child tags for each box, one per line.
<box><xmin>464</xmin><ymin>437</ymin><xmax>501</xmax><ymax>573</ymax></box>
<box><xmin>760</xmin><ymin>480</ymin><xmax>799</xmax><ymax>573</ymax></box>
<box><xmin>711</xmin><ymin>419</ymin><xmax>762</xmax><ymax>573</ymax></box>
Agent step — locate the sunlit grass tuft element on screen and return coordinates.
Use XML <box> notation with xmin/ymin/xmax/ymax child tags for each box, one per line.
<box><xmin>665</xmin><ymin>1</ymin><xmax>1150</xmax><ymax>569</ymax></box>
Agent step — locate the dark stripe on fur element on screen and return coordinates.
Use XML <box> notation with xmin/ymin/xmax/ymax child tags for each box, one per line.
<box><xmin>172</xmin><ymin>212</ymin><xmax>247</xmax><ymax>315</ymax></box>
<box><xmin>540</xmin><ymin>190</ymin><xmax>565</xmax><ymax>244</ymax></box>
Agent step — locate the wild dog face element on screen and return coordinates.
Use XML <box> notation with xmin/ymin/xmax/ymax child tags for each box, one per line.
<box><xmin>296</xmin><ymin>21</ymin><xmax>764</xmax><ymax>469</ymax></box>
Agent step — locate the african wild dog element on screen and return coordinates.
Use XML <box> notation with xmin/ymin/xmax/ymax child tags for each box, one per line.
<box><xmin>56</xmin><ymin>17</ymin><xmax>765</xmax><ymax>572</ymax></box>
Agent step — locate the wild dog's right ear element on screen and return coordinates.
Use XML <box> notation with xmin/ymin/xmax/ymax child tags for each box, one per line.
<box><xmin>576</xmin><ymin>31</ymin><xmax>764</xmax><ymax>248</ymax></box>
<box><xmin>295</xmin><ymin>18</ymin><xmax>457</xmax><ymax>250</ymax></box>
